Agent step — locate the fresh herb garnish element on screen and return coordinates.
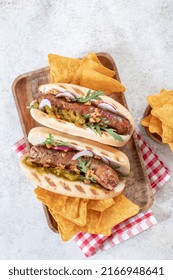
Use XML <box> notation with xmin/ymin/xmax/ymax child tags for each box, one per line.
<box><xmin>83</xmin><ymin>113</ymin><xmax>91</xmax><ymax>119</ymax></box>
<box><xmin>57</xmin><ymin>141</ymin><xmax>71</xmax><ymax>146</ymax></box>
<box><xmin>78</xmin><ymin>159</ymin><xmax>97</xmax><ymax>183</ymax></box>
<box><xmin>44</xmin><ymin>134</ymin><xmax>54</xmax><ymax>145</ymax></box>
<box><xmin>77</xmin><ymin>90</ymin><xmax>104</xmax><ymax>103</ymax></box>
<box><xmin>85</xmin><ymin>124</ymin><xmax>124</xmax><ymax>142</ymax></box>
<box><xmin>43</xmin><ymin>134</ymin><xmax>70</xmax><ymax>146</ymax></box>
<box><xmin>77</xmin><ymin>158</ymin><xmax>91</xmax><ymax>174</ymax></box>
<box><xmin>89</xmin><ymin>176</ymin><xmax>97</xmax><ymax>183</ymax></box>
<box><xmin>102</xmin><ymin>127</ymin><xmax>124</xmax><ymax>142</ymax></box>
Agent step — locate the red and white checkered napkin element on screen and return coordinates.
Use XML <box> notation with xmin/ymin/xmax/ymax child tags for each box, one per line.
<box><xmin>12</xmin><ymin>134</ymin><xmax>170</xmax><ymax>257</ymax></box>
<box><xmin>74</xmin><ymin>134</ymin><xmax>170</xmax><ymax>257</ymax></box>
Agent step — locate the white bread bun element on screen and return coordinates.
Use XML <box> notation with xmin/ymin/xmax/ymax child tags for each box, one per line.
<box><xmin>28</xmin><ymin>127</ymin><xmax>130</xmax><ymax>174</ymax></box>
<box><xmin>19</xmin><ymin>155</ymin><xmax>125</xmax><ymax>200</ymax></box>
<box><xmin>30</xmin><ymin>83</ymin><xmax>134</xmax><ymax>147</ymax></box>
<box><xmin>19</xmin><ymin>127</ymin><xmax>130</xmax><ymax>200</ymax></box>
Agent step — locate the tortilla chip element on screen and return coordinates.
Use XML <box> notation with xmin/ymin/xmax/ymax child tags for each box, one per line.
<box><xmin>86</xmin><ymin>52</ymin><xmax>102</xmax><ymax>64</ymax></box>
<box><xmin>81</xmin><ymin>57</ymin><xmax>115</xmax><ymax>77</ymax></box>
<box><xmin>73</xmin><ymin>68</ymin><xmax>125</xmax><ymax>93</ymax></box>
<box><xmin>152</xmin><ymin>104</ymin><xmax>173</xmax><ymax>128</ymax></box>
<box><xmin>85</xmin><ymin>209</ymin><xmax>101</xmax><ymax>234</ymax></box>
<box><xmin>87</xmin><ymin>198</ymin><xmax>115</xmax><ymax>212</ymax></box>
<box><xmin>168</xmin><ymin>141</ymin><xmax>173</xmax><ymax>151</ymax></box>
<box><xmin>148</xmin><ymin>116</ymin><xmax>162</xmax><ymax>135</ymax></box>
<box><xmin>58</xmin><ymin>197</ymin><xmax>88</xmax><ymax>226</ymax></box>
<box><xmin>34</xmin><ymin>190</ymin><xmax>139</xmax><ymax>240</ymax></box>
<box><xmin>50</xmin><ymin>209</ymin><xmax>76</xmax><ymax>233</ymax></box>
<box><xmin>141</xmin><ymin>114</ymin><xmax>152</xmax><ymax>127</ymax></box>
<box><xmin>162</xmin><ymin>125</ymin><xmax>173</xmax><ymax>143</ymax></box>
<box><xmin>34</xmin><ymin>187</ymin><xmax>68</xmax><ymax>212</ymax></box>
<box><xmin>48</xmin><ymin>53</ymin><xmax>81</xmax><ymax>83</ymax></box>
<box><xmin>58</xmin><ymin>222</ymin><xmax>80</xmax><ymax>241</ymax></box>
<box><xmin>96</xmin><ymin>195</ymin><xmax>140</xmax><ymax>232</ymax></box>
<box><xmin>147</xmin><ymin>89</ymin><xmax>173</xmax><ymax>108</ymax></box>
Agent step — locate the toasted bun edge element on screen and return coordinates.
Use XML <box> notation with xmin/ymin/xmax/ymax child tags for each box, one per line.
<box><xmin>19</xmin><ymin>155</ymin><xmax>125</xmax><ymax>200</ymax></box>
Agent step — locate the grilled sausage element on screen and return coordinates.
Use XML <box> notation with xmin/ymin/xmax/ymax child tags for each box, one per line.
<box><xmin>29</xmin><ymin>145</ymin><xmax>120</xmax><ymax>190</ymax></box>
<box><xmin>37</xmin><ymin>93</ymin><xmax>131</xmax><ymax>135</ymax></box>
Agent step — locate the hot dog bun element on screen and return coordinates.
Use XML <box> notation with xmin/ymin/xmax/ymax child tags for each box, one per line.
<box><xmin>19</xmin><ymin>127</ymin><xmax>130</xmax><ymax>200</ymax></box>
<box><xmin>30</xmin><ymin>83</ymin><xmax>134</xmax><ymax>147</ymax></box>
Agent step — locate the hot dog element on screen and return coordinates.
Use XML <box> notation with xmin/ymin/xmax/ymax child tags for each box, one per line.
<box><xmin>29</xmin><ymin>83</ymin><xmax>134</xmax><ymax>147</ymax></box>
<box><xmin>19</xmin><ymin>127</ymin><xmax>130</xmax><ymax>200</ymax></box>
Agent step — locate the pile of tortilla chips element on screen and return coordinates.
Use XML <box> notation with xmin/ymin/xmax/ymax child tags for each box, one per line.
<box><xmin>48</xmin><ymin>52</ymin><xmax>125</xmax><ymax>94</ymax></box>
<box><xmin>141</xmin><ymin>89</ymin><xmax>173</xmax><ymax>151</ymax></box>
<box><xmin>35</xmin><ymin>187</ymin><xmax>140</xmax><ymax>241</ymax></box>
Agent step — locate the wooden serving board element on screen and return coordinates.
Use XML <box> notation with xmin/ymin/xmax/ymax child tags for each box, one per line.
<box><xmin>12</xmin><ymin>52</ymin><xmax>154</xmax><ymax>233</ymax></box>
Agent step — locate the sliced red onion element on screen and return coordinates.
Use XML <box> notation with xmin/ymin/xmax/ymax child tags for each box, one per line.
<box><xmin>55</xmin><ymin>91</ymin><xmax>77</xmax><ymax>101</ymax></box>
<box><xmin>51</xmin><ymin>146</ymin><xmax>73</xmax><ymax>152</ymax></box>
<box><xmin>72</xmin><ymin>150</ymin><xmax>93</xmax><ymax>160</ymax></box>
<box><xmin>101</xmin><ymin>156</ymin><xmax>110</xmax><ymax>165</ymax></box>
<box><xmin>39</xmin><ymin>99</ymin><xmax>52</xmax><ymax>110</ymax></box>
<box><xmin>97</xmin><ymin>102</ymin><xmax>117</xmax><ymax>113</ymax></box>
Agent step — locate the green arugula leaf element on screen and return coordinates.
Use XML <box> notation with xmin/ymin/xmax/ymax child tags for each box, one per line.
<box><xmin>43</xmin><ymin>134</ymin><xmax>70</xmax><ymax>147</ymax></box>
<box><xmin>43</xmin><ymin>134</ymin><xmax>54</xmax><ymax>145</ymax></box>
<box><xmin>85</xmin><ymin>123</ymin><xmax>102</xmax><ymax>137</ymax></box>
<box><xmin>95</xmin><ymin>124</ymin><xmax>102</xmax><ymax>137</ymax></box>
<box><xmin>102</xmin><ymin>127</ymin><xmax>124</xmax><ymax>142</ymax></box>
<box><xmin>57</xmin><ymin>141</ymin><xmax>71</xmax><ymax>146</ymax></box>
<box><xmin>85</xmin><ymin>123</ymin><xmax>124</xmax><ymax>142</ymax></box>
<box><xmin>77</xmin><ymin>158</ymin><xmax>91</xmax><ymax>174</ymax></box>
<box><xmin>83</xmin><ymin>113</ymin><xmax>91</xmax><ymax>119</ymax></box>
<box><xmin>79</xmin><ymin>175</ymin><xmax>86</xmax><ymax>181</ymax></box>
<box><xmin>89</xmin><ymin>176</ymin><xmax>97</xmax><ymax>183</ymax></box>
<box><xmin>77</xmin><ymin>90</ymin><xmax>104</xmax><ymax>103</ymax></box>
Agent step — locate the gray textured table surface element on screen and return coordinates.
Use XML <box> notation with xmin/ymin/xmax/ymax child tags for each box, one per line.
<box><xmin>0</xmin><ymin>0</ymin><xmax>173</xmax><ymax>260</ymax></box>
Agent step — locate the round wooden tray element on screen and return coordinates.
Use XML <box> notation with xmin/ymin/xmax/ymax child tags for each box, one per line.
<box><xmin>143</xmin><ymin>105</ymin><xmax>163</xmax><ymax>145</ymax></box>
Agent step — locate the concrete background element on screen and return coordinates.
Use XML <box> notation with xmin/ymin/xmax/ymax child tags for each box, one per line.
<box><xmin>0</xmin><ymin>0</ymin><xmax>173</xmax><ymax>259</ymax></box>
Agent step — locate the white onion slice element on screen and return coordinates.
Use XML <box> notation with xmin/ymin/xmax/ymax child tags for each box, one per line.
<box><xmin>72</xmin><ymin>150</ymin><xmax>93</xmax><ymax>160</ymax></box>
<box><xmin>97</xmin><ymin>102</ymin><xmax>117</xmax><ymax>113</ymax></box>
<box><xmin>55</xmin><ymin>91</ymin><xmax>77</xmax><ymax>101</ymax></box>
<box><xmin>39</xmin><ymin>99</ymin><xmax>52</xmax><ymax>110</ymax></box>
<box><xmin>101</xmin><ymin>156</ymin><xmax>110</xmax><ymax>165</ymax></box>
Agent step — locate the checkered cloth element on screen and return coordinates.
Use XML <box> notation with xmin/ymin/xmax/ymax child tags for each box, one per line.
<box><xmin>12</xmin><ymin>133</ymin><xmax>170</xmax><ymax>257</ymax></box>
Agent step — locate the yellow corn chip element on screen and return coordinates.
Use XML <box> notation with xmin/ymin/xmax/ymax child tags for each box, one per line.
<box><xmin>162</xmin><ymin>125</ymin><xmax>173</xmax><ymax>143</ymax></box>
<box><xmin>58</xmin><ymin>197</ymin><xmax>88</xmax><ymax>226</ymax></box>
<box><xmin>147</xmin><ymin>90</ymin><xmax>173</xmax><ymax>108</ymax></box>
<box><xmin>149</xmin><ymin>116</ymin><xmax>162</xmax><ymax>135</ymax></box>
<box><xmin>34</xmin><ymin>187</ymin><xmax>68</xmax><ymax>212</ymax></box>
<box><xmin>96</xmin><ymin>195</ymin><xmax>140</xmax><ymax>232</ymax></box>
<box><xmin>73</xmin><ymin>68</ymin><xmax>125</xmax><ymax>93</ymax></box>
<box><xmin>152</xmin><ymin>104</ymin><xmax>173</xmax><ymax>128</ymax></box>
<box><xmin>87</xmin><ymin>198</ymin><xmax>115</xmax><ymax>212</ymax></box>
<box><xmin>48</xmin><ymin>53</ymin><xmax>81</xmax><ymax>83</ymax></box>
<box><xmin>168</xmin><ymin>141</ymin><xmax>173</xmax><ymax>151</ymax></box>
<box><xmin>81</xmin><ymin>57</ymin><xmax>115</xmax><ymax>77</ymax></box>
<box><xmin>86</xmin><ymin>52</ymin><xmax>102</xmax><ymax>64</ymax></box>
<box><xmin>141</xmin><ymin>114</ymin><xmax>152</xmax><ymax>127</ymax></box>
